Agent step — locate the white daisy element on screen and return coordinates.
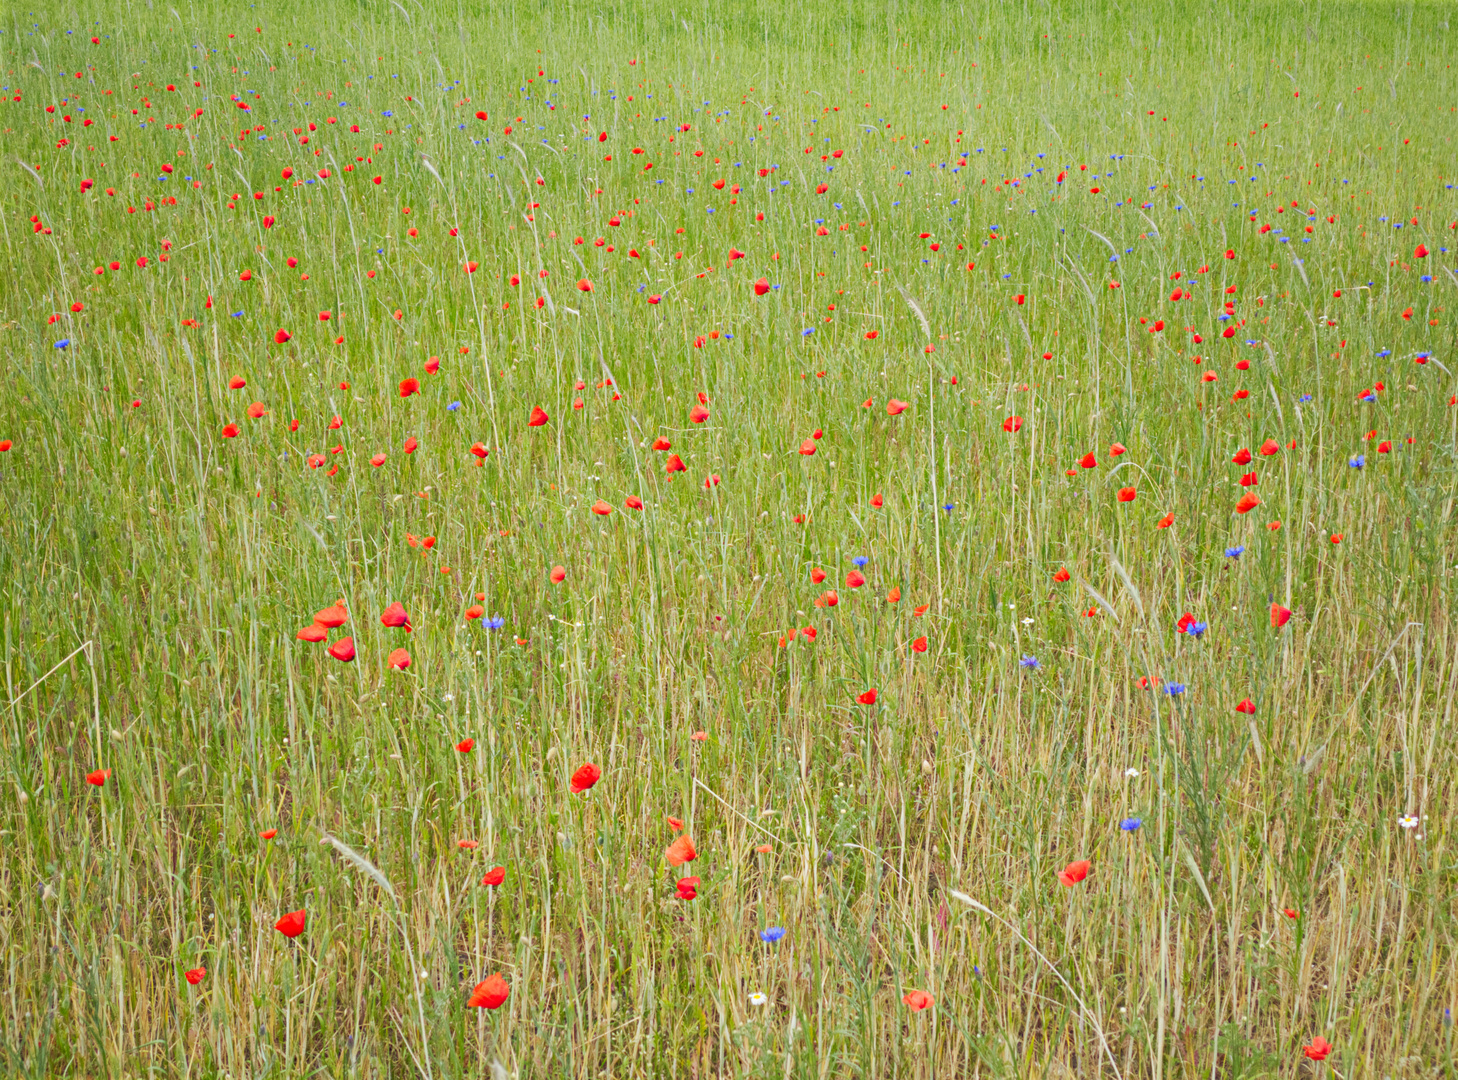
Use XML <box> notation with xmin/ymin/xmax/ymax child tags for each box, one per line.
<box><xmin>1398</xmin><ymin>814</ymin><xmax>1419</xmax><ymax>829</ymax></box>
<box><xmin>748</xmin><ymin>992</ymin><xmax>768</xmax><ymax>1006</ymax></box>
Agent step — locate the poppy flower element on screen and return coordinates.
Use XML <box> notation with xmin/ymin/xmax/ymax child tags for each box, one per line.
<box><xmin>481</xmin><ymin>866</ymin><xmax>505</xmax><ymax>886</ymax></box>
<box><xmin>0</xmin><ymin>440</ymin><xmax>10</xmax><ymax>452</ymax></box>
<box><xmin>549</xmin><ymin>565</ymin><xmax>566</xmax><ymax>583</ymax></box>
<box><xmin>810</xmin><ymin>567</ymin><xmax>827</xmax><ymax>584</ymax></box>
<box><xmin>703</xmin><ymin>474</ymin><xmax>721</xmax><ymax>489</ymax></box>
<box><xmin>221</xmin><ymin>423</ymin><xmax>240</xmax><ymax>438</ymax></box>
<box><xmin>456</xmin><ymin>738</ymin><xmax>476</xmax><ymax>753</ymax></box>
<box><xmin>86</xmin><ymin>768</ymin><xmax>111</xmax><ymax>787</ymax></box>
<box><xmin>228</xmin><ymin>375</ymin><xmax>247</xmax><ymax>390</ymax></box>
<box><xmin>296</xmin><ymin>624</ymin><xmax>327</xmax><ymax>642</ymax></box>
<box><xmin>1235</xmin><ymin>492</ymin><xmax>1261</xmax><ymax>514</ymax></box>
<box><xmin>1415</xmin><ymin>243</ymin><xmax>1428</xmax><ymax>259</ymax></box>
<box><xmin>799</xmin><ymin>438</ymin><xmax>816</xmax><ymax>455</ymax></box>
<box><xmin>1330</xmin><ymin>533</ymin><xmax>1344</xmax><ymax>544</ymax></box>
<box><xmin>845</xmin><ymin>570</ymin><xmax>865</xmax><ymax>588</ymax></box>
<box><xmin>528</xmin><ymin>406</ymin><xmax>549</xmax><ymax>427</ymax></box>
<box><xmin>1282</xmin><ymin>907</ymin><xmax>1299</xmax><ymax>919</ymax></box>
<box><xmin>467</xmin><ymin>973</ymin><xmax>510</xmax><ymax>1009</ymax></box>
<box><xmin>576</xmin><ymin>278</ymin><xmax>593</xmax><ymax>293</ymax></box>
<box><xmin>857</xmin><ymin>688</ymin><xmax>878</xmax><ymax>705</ymax></box>
<box><xmin>754</xmin><ymin>277</ymin><xmax>771</xmax><ymax>296</ymax></box>
<box><xmin>1002</xmin><ymin>415</ymin><xmax>1023</xmax><ymax>432</ymax></box>
<box><xmin>652</xmin><ymin>437</ymin><xmax>672</xmax><ymax>451</ymax></box>
<box><xmin>399</xmin><ymin>377</ymin><xmax>420</xmax><ymax>397</ymax></box>
<box><xmin>1270</xmin><ymin>603</ymin><xmax>1292</xmax><ymax>628</ymax></box>
<box><xmin>911</xmin><ymin>636</ymin><xmax>928</xmax><ymax>653</ymax></box>
<box><xmin>1109</xmin><ymin>442</ymin><xmax>1126</xmax><ymax>456</ymax></box>
<box><xmin>1053</xmin><ymin>567</ymin><xmax>1071</xmax><ymax>583</ymax></box>
<box><xmin>1116</xmin><ymin>487</ymin><xmax>1137</xmax><ymax>502</ymax></box>
<box><xmin>469</xmin><ymin>442</ymin><xmax>489</xmax><ymax>461</ymax></box>
<box><xmin>1232</xmin><ymin>447</ymin><xmax>1252</xmax><ymax>465</ymax></box>
<box><xmin>625</xmin><ymin>495</ymin><xmax>644</xmax><ymax>510</ymax></box>
<box><xmin>1079</xmin><ymin>452</ymin><xmax>1097</xmax><ymax>469</ymax></box>
<box><xmin>185</xmin><ymin>967</ymin><xmax>206</xmax><ymax>985</ymax></box>
<box><xmin>457</xmin><ymin>839</ymin><xmax>479</xmax><ymax>850</ymax></box>
<box><xmin>801</xmin><ymin>626</ymin><xmax>817</xmax><ymax>641</ymax></box>
<box><xmin>570</xmin><ymin>762</ymin><xmax>601</xmax><ymax>793</ymax></box>
<box><xmin>664</xmin><ymin>454</ymin><xmax>686</xmax><ymax>473</ymax></box>
<box><xmin>314</xmin><ymin>604</ymin><xmax>348</xmax><ymax>628</ymax></box>
<box><xmin>870</xmin><ymin>493</ymin><xmax>883</xmax><ymax>507</ymax></box>
<box><xmin>1303</xmin><ymin>1036</ymin><xmax>1332</xmax><ymax>1062</ymax></box>
<box><xmin>371</xmin><ymin>453</ymin><xmax>387</xmax><ymax>467</ymax></box>
<box><xmin>591</xmin><ymin>499</ymin><xmax>613</xmax><ymax>516</ymax></box>
<box><xmin>274</xmin><ymin>329</ymin><xmax>292</xmax><ymax>344</ymax></box>
<box><xmin>1056</xmin><ymin>859</ymin><xmax>1091</xmax><ymax>886</ymax></box>
<box><xmin>902</xmin><ymin>990</ymin><xmax>934</xmax><ymax>1011</ymax></box>
<box><xmin>274</xmin><ymin>910</ymin><xmax>307</xmax><ymax>938</ymax></box>
<box><xmin>675</xmin><ymin>876</ymin><xmax>700</xmax><ymax>900</ymax></box>
<box><xmin>666</xmin><ymin>834</ymin><xmax>698</xmax><ymax>866</ymax></box>
<box><xmin>873</xmin><ymin>398</ymin><xmax>906</xmax><ymax>418</ymax></box>
<box><xmin>1235</xmin><ymin>698</ymin><xmax>1256</xmax><ymax>715</ymax></box>
<box><xmin>1238</xmin><ymin>471</ymin><xmax>1258</xmax><ymax>487</ymax></box>
<box><xmin>689</xmin><ymin>404</ymin><xmax>710</xmax><ymax>424</ymax></box>
<box><xmin>387</xmin><ymin>648</ymin><xmax>411</xmax><ymax>671</ymax></box>
<box><xmin>327</xmin><ymin>637</ymin><xmax>356</xmax><ymax>662</ymax></box>
<box><xmin>260</xmin><ymin>828</ymin><xmax>279</xmax><ymax>839</ymax></box>
<box><xmin>380</xmin><ymin>602</ymin><xmax>413</xmax><ymax>632</ymax></box>
<box><xmin>1258</xmin><ymin>439</ymin><xmax>1280</xmax><ymax>457</ymax></box>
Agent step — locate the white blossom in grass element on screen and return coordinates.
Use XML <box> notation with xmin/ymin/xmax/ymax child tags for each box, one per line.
<box><xmin>1399</xmin><ymin>814</ymin><xmax>1419</xmax><ymax>829</ymax></box>
<box><xmin>748</xmin><ymin>992</ymin><xmax>768</xmax><ymax>1006</ymax></box>
<box><xmin>1125</xmin><ymin>767</ymin><xmax>1141</xmax><ymax>778</ymax></box>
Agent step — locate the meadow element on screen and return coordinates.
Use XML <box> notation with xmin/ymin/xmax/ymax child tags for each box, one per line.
<box><xmin>2</xmin><ymin>0</ymin><xmax>1457</xmax><ymax>1075</ymax></box>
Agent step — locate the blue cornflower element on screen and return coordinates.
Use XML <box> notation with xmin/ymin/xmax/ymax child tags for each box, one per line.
<box><xmin>852</xmin><ymin>556</ymin><xmax>869</xmax><ymax>567</ymax></box>
<box><xmin>1361</xmin><ymin>393</ymin><xmax>1377</xmax><ymax>403</ymax></box>
<box><xmin>759</xmin><ymin>927</ymin><xmax>786</xmax><ymax>944</ymax></box>
<box><xmin>1225</xmin><ymin>546</ymin><xmax>1245</xmax><ymax>559</ymax></box>
<box><xmin>1119</xmin><ymin>817</ymin><xmax>1142</xmax><ymax>832</ymax></box>
<box><xmin>446</xmin><ymin>401</ymin><xmax>461</xmax><ymax>411</ymax></box>
<box><xmin>483</xmin><ymin>616</ymin><xmax>505</xmax><ymax>630</ymax></box>
<box><xmin>54</xmin><ymin>339</ymin><xmax>70</xmax><ymax>349</ymax></box>
<box><xmin>231</xmin><ymin>311</ymin><xmax>244</xmax><ymax>318</ymax></box>
<box><xmin>942</xmin><ymin>503</ymin><xmax>954</xmax><ymax>513</ymax></box>
<box><xmin>1298</xmin><ymin>394</ymin><xmax>1313</xmax><ymax>403</ymax></box>
<box><xmin>1349</xmin><ymin>455</ymin><xmax>1365</xmax><ymax>468</ymax></box>
<box><xmin>1019</xmin><ymin>655</ymin><xmax>1040</xmax><ymax>670</ymax></box>
<box><xmin>382</xmin><ymin>110</ymin><xmax>393</xmax><ymax>117</ymax></box>
<box><xmin>1187</xmin><ymin>621</ymin><xmax>1208</xmax><ymax>638</ymax></box>
<box><xmin>802</xmin><ymin>327</ymin><xmax>814</xmax><ymax>336</ymax></box>
<box><xmin>1165</xmin><ymin>683</ymin><xmax>1186</xmax><ymax>696</ymax></box>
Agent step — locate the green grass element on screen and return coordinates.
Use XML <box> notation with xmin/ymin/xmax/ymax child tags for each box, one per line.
<box><xmin>3</xmin><ymin>0</ymin><xmax>1458</xmax><ymax>1076</ymax></box>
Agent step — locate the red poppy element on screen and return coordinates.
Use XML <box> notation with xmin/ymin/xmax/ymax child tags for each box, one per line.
<box><xmin>481</xmin><ymin>866</ymin><xmax>505</xmax><ymax>886</ymax></box>
<box><xmin>1002</xmin><ymin>415</ymin><xmax>1023</xmax><ymax>432</ymax></box>
<box><xmin>221</xmin><ymin>423</ymin><xmax>240</xmax><ymax>438</ymax></box>
<box><xmin>666</xmin><ymin>834</ymin><xmax>697</xmax><ymax>866</ymax></box>
<box><xmin>274</xmin><ymin>329</ymin><xmax>292</xmax><ymax>344</ymax></box>
<box><xmin>1235</xmin><ymin>699</ymin><xmax>1256</xmax><ymax>715</ymax></box>
<box><xmin>386</xmin><ymin>648</ymin><xmax>410</xmax><ymax>670</ymax></box>
<box><xmin>467</xmin><ymin>973</ymin><xmax>510</xmax><ymax>1009</ymax></box>
<box><xmin>315</xmin><ymin>604</ymin><xmax>348</xmax><ymax>628</ymax></box>
<box><xmin>260</xmin><ymin>828</ymin><xmax>278</xmax><ymax>839</ymax></box>
<box><xmin>871</xmin><ymin>493</ymin><xmax>883</xmax><ymax>507</ymax></box>
<box><xmin>1414</xmin><ymin>243</ymin><xmax>1428</xmax><ymax>259</ymax></box>
<box><xmin>228</xmin><ymin>375</ymin><xmax>247</xmax><ymax>389</ymax></box>
<box><xmin>1258</xmin><ymin>439</ymin><xmax>1280</xmax><ymax>457</ymax></box>
<box><xmin>652</xmin><ymin>437</ymin><xmax>672</xmax><ymax>451</ymax></box>
<box><xmin>576</xmin><ymin>278</ymin><xmax>593</xmax><ymax>293</ymax></box>
<box><xmin>675</xmin><ymin>876</ymin><xmax>700</xmax><ymax>900</ymax></box>
<box><xmin>1057</xmin><ymin>859</ymin><xmax>1091</xmax><ymax>886</ymax></box>
<box><xmin>1109</xmin><ymin>443</ymin><xmax>1127</xmax><ymax>456</ymax></box>
<box><xmin>857</xmin><ymin>688</ymin><xmax>878</xmax><ymax>705</ymax></box>
<box><xmin>456</xmin><ymin>738</ymin><xmax>475</xmax><ymax>753</ymax></box>
<box><xmin>570</xmin><ymin>762</ymin><xmax>601</xmax><ymax>793</ymax></box>
<box><xmin>754</xmin><ymin>278</ymin><xmax>770</xmax><ymax>296</ymax></box>
<box><xmin>1232</xmin><ymin>447</ymin><xmax>1252</xmax><ymax>465</ymax></box>
<box><xmin>902</xmin><ymin>990</ymin><xmax>934</xmax><ymax>1011</ymax></box>
<box><xmin>1303</xmin><ymin>1036</ymin><xmax>1332</xmax><ymax>1062</ymax></box>
<box><xmin>1283</xmin><ymin>907</ymin><xmax>1299</xmax><ymax>919</ymax></box>
<box><xmin>799</xmin><ymin>438</ymin><xmax>816</xmax><ymax>456</ymax></box>
<box><xmin>549</xmin><ymin>565</ymin><xmax>566</xmax><ymax>583</ymax></box>
<box><xmin>1238</xmin><ymin>471</ymin><xmax>1258</xmax><ymax>487</ymax></box>
<box><xmin>1079</xmin><ymin>452</ymin><xmax>1097</xmax><ymax>469</ymax></box>
<box><xmin>1270</xmin><ymin>603</ymin><xmax>1292</xmax><ymax>628</ymax></box>
<box><xmin>886</xmin><ymin>588</ymin><xmax>901</xmax><ymax>604</ymax></box>
<box><xmin>1053</xmin><ymin>567</ymin><xmax>1071</xmax><ymax>582</ymax></box>
<box><xmin>380</xmin><ymin>602</ymin><xmax>413</xmax><ymax>632</ymax></box>
<box><xmin>845</xmin><ymin>570</ymin><xmax>865</xmax><ymax>588</ymax></box>
<box><xmin>590</xmin><ymin>499</ymin><xmax>613</xmax><ymax>516</ymax></box>
<box><xmin>528</xmin><ymin>406</ymin><xmax>549</xmax><ymax>427</ymax></box>
<box><xmin>86</xmin><ymin>768</ymin><xmax>111</xmax><ymax>787</ymax></box>
<box><xmin>327</xmin><ymin>637</ymin><xmax>356</xmax><ymax>662</ymax></box>
<box><xmin>625</xmin><ymin>495</ymin><xmax>644</xmax><ymax>510</ymax></box>
<box><xmin>689</xmin><ymin>404</ymin><xmax>710</xmax><ymax>424</ymax></box>
<box><xmin>1234</xmin><ymin>492</ymin><xmax>1261</xmax><ymax>515</ymax></box>
<box><xmin>1330</xmin><ymin>533</ymin><xmax>1344</xmax><ymax>544</ymax></box>
<box><xmin>1116</xmin><ymin>487</ymin><xmax>1137</xmax><ymax>502</ymax></box>
<box><xmin>185</xmin><ymin>967</ymin><xmax>206</xmax><ymax>985</ymax></box>
<box><xmin>399</xmin><ymin>377</ymin><xmax>420</xmax><ymax>397</ymax></box>
<box><xmin>275</xmin><ymin>910</ymin><xmax>307</xmax><ymax>938</ymax></box>
<box><xmin>886</xmin><ymin>399</ymin><xmax>909</xmax><ymax>416</ymax></box>
<box><xmin>911</xmin><ymin>636</ymin><xmax>928</xmax><ymax>653</ymax></box>
<box><xmin>0</xmin><ymin>440</ymin><xmax>10</xmax><ymax>452</ymax></box>
<box><xmin>296</xmin><ymin>624</ymin><xmax>327</xmax><ymax>642</ymax></box>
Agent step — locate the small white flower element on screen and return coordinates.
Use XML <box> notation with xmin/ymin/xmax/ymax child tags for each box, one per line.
<box><xmin>1125</xmin><ymin>767</ymin><xmax>1140</xmax><ymax>778</ymax></box>
<box><xmin>442</xmin><ymin>693</ymin><xmax>455</xmax><ymax>702</ymax></box>
<box><xmin>748</xmin><ymin>992</ymin><xmax>768</xmax><ymax>1006</ymax></box>
<box><xmin>1021</xmin><ymin>617</ymin><xmax>1034</xmax><ymax>625</ymax></box>
<box><xmin>1399</xmin><ymin>814</ymin><xmax>1419</xmax><ymax>829</ymax></box>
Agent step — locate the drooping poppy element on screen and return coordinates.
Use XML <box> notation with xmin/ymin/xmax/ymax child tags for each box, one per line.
<box><xmin>1109</xmin><ymin>442</ymin><xmax>1127</xmax><ymax>456</ymax></box>
<box><xmin>591</xmin><ymin>499</ymin><xmax>613</xmax><ymax>516</ymax></box>
<box><xmin>380</xmin><ymin>602</ymin><xmax>413</xmax><ymax>632</ymax></box>
<box><xmin>314</xmin><ymin>604</ymin><xmax>348</xmax><ymax>628</ymax></box>
<box><xmin>1270</xmin><ymin>603</ymin><xmax>1292</xmax><ymax>628</ymax></box>
<box><xmin>666</xmin><ymin>834</ymin><xmax>698</xmax><ymax>866</ymax></box>
<box><xmin>886</xmin><ymin>587</ymin><xmax>901</xmax><ymax>603</ymax></box>
<box><xmin>275</xmin><ymin>910</ymin><xmax>307</xmax><ymax>938</ymax></box>
<box><xmin>902</xmin><ymin>990</ymin><xmax>934</xmax><ymax>1011</ymax></box>
<box><xmin>911</xmin><ymin>636</ymin><xmax>928</xmax><ymax>653</ymax></box>
<box><xmin>1002</xmin><ymin>415</ymin><xmax>1022</xmax><ymax>432</ymax></box>
<box><xmin>652</xmin><ymin>436</ymin><xmax>672</xmax><ymax>451</ymax></box>
<box><xmin>387</xmin><ymin>648</ymin><xmax>410</xmax><ymax>670</ymax></box>
<box><xmin>1053</xmin><ymin>567</ymin><xmax>1071</xmax><ymax>582</ymax></box>
<box><xmin>481</xmin><ymin>866</ymin><xmax>505</xmax><ymax>886</ymax></box>
<box><xmin>625</xmin><ymin>495</ymin><xmax>644</xmax><ymax>510</ymax></box>
<box><xmin>221</xmin><ymin>423</ymin><xmax>240</xmax><ymax>438</ymax></box>
<box><xmin>399</xmin><ymin>377</ymin><xmax>421</xmax><ymax>397</ymax></box>
<box><xmin>260</xmin><ymin>828</ymin><xmax>278</xmax><ymax>839</ymax></box>
<box><xmin>528</xmin><ymin>406</ymin><xmax>549</xmax><ymax>427</ymax></box>
<box><xmin>86</xmin><ymin>768</ymin><xmax>111</xmax><ymax>787</ymax></box>
<box><xmin>1235</xmin><ymin>492</ymin><xmax>1261</xmax><ymax>514</ymax></box>
<box><xmin>1116</xmin><ymin>487</ymin><xmax>1137</xmax><ymax>502</ymax></box>
<box><xmin>570</xmin><ymin>762</ymin><xmax>601</xmax><ymax>793</ymax></box>
<box><xmin>845</xmin><ymin>570</ymin><xmax>865</xmax><ymax>588</ymax></box>
<box><xmin>549</xmin><ymin>565</ymin><xmax>566</xmax><ymax>583</ymax></box>
<box><xmin>1057</xmin><ymin>859</ymin><xmax>1091</xmax><ymax>886</ymax></box>
<box><xmin>1079</xmin><ymin>452</ymin><xmax>1097</xmax><ymax>469</ymax></box>
<box><xmin>467</xmin><ymin>973</ymin><xmax>510</xmax><ymax>1009</ymax></box>
<box><xmin>1234</xmin><ymin>698</ymin><xmax>1255</xmax><ymax>715</ymax></box>
<box><xmin>327</xmin><ymin>637</ymin><xmax>356</xmax><ymax>662</ymax></box>
<box><xmin>689</xmin><ymin>404</ymin><xmax>710</xmax><ymax>424</ymax></box>
<box><xmin>184</xmin><ymin>967</ymin><xmax>206</xmax><ymax>985</ymax></box>
<box><xmin>1303</xmin><ymin>1036</ymin><xmax>1332</xmax><ymax>1062</ymax></box>
<box><xmin>857</xmin><ymin>689</ymin><xmax>878</xmax><ymax>705</ymax></box>
<box><xmin>296</xmin><ymin>624</ymin><xmax>327</xmax><ymax>642</ymax></box>
<box><xmin>1232</xmin><ymin>447</ymin><xmax>1252</xmax><ymax>465</ymax></box>
<box><xmin>886</xmin><ymin>399</ymin><xmax>909</xmax><ymax>416</ymax></box>
<box><xmin>1258</xmin><ymin>439</ymin><xmax>1280</xmax><ymax>457</ymax></box>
